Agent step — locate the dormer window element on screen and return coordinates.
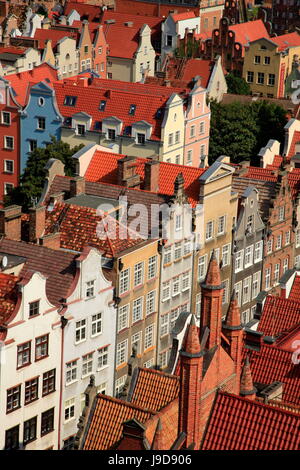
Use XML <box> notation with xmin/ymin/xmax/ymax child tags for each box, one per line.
<box><xmin>108</xmin><ymin>128</ymin><xmax>116</xmax><ymax>140</ymax></box>
<box><xmin>99</xmin><ymin>100</ymin><xmax>106</xmax><ymax>111</ymax></box>
<box><xmin>129</xmin><ymin>104</ymin><xmax>136</xmax><ymax>115</ymax></box>
<box><xmin>137</xmin><ymin>133</ymin><xmax>145</xmax><ymax>145</ymax></box>
<box><xmin>76</xmin><ymin>124</ymin><xmax>86</xmax><ymax>135</ymax></box>
<box><xmin>64</xmin><ymin>96</ymin><xmax>77</xmax><ymax>106</ymax></box>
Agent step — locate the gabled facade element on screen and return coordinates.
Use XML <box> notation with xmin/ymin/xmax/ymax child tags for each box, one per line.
<box><xmin>0</xmin><ymin>46</ymin><xmax>41</xmax><ymax>76</ymax></box>
<box><xmin>161</xmin><ymin>12</ymin><xmax>200</xmax><ymax>61</ymax></box>
<box><xmin>20</xmin><ymin>81</ymin><xmax>63</xmax><ymax>171</ymax></box>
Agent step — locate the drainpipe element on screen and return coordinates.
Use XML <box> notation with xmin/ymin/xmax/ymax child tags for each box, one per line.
<box><xmin>58</xmin><ymin>309</ymin><xmax>68</xmax><ymax>450</ymax></box>
<box><xmin>156</xmin><ymin>239</ymin><xmax>164</xmax><ymax>366</ymax></box>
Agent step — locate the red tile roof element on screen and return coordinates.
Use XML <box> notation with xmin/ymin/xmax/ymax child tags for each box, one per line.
<box><xmin>64</xmin><ymin>1</ymin><xmax>102</xmax><ymax>21</ymax></box>
<box><xmin>0</xmin><ymin>238</ymin><xmax>77</xmax><ymax>307</ymax></box>
<box><xmin>171</xmin><ymin>11</ymin><xmax>197</xmax><ymax>22</ymax></box>
<box><xmin>130</xmin><ymin>367</ymin><xmax>180</xmax><ymax>412</ymax></box>
<box><xmin>247</xmin><ymin>344</ymin><xmax>300</xmax><ymax>406</ymax></box>
<box><xmin>0</xmin><ymin>46</ymin><xmax>27</xmax><ymax>55</ymax></box>
<box><xmin>34</xmin><ymin>28</ymin><xmax>78</xmax><ymax>49</ymax></box>
<box><xmin>0</xmin><ymin>273</ymin><xmax>19</xmax><ymax>325</ymax></box>
<box><xmin>202</xmin><ymin>391</ymin><xmax>300</xmax><ymax>450</ymax></box>
<box><xmin>54</xmin><ymin>77</ymin><xmax>181</xmax><ymax>141</ymax></box>
<box><xmin>289</xmin><ymin>275</ymin><xmax>300</xmax><ymax>301</ymax></box>
<box><xmin>287</xmin><ymin>168</ymin><xmax>300</xmax><ymax>199</ymax></box>
<box><xmin>272</xmin><ymin>32</ymin><xmax>300</xmax><ymax>51</ymax></box>
<box><xmin>242</xmin><ymin>166</ymin><xmax>278</xmax><ymax>182</ymax></box>
<box><xmin>44</xmin><ymin>201</ymin><xmax>145</xmax><ymax>256</ymax></box>
<box><xmin>231</xmin><ymin>20</ymin><xmax>270</xmax><ymax>56</ymax></box>
<box><xmin>181</xmin><ymin>59</ymin><xmax>213</xmax><ymax>88</ymax></box>
<box><xmin>84</xmin><ymin>150</ymin><xmax>206</xmax><ymax>206</ymax></box>
<box><xmin>258</xmin><ymin>295</ymin><xmax>300</xmax><ymax>338</ymax></box>
<box><xmin>6</xmin><ymin>63</ymin><xmax>58</xmax><ymax>106</ymax></box>
<box><xmin>83</xmin><ymin>394</ymin><xmax>154</xmax><ymax>450</ymax></box>
<box><xmin>287</xmin><ymin>130</ymin><xmax>300</xmax><ymax>160</ymax></box>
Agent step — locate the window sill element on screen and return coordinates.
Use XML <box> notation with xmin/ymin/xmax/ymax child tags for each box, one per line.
<box><xmin>17</xmin><ymin>362</ymin><xmax>31</xmax><ymax>370</ymax></box>
<box><xmin>24</xmin><ymin>397</ymin><xmax>39</xmax><ymax>406</ymax></box>
<box><xmin>85</xmin><ymin>296</ymin><xmax>96</xmax><ymax>301</ymax></box>
<box><xmin>162</xmin><ymin>298</ymin><xmax>171</xmax><ymax>303</ymax></box>
<box><xmin>35</xmin><ymin>355</ymin><xmax>49</xmax><ymax>362</ymax></box>
<box><xmin>66</xmin><ymin>380</ymin><xmax>78</xmax><ymax>387</ymax></box>
<box><xmin>163</xmin><ymin>262</ymin><xmax>172</xmax><ymax>267</ymax></box>
<box><xmin>75</xmin><ymin>339</ymin><xmax>86</xmax><ymax>346</ymax></box>
<box><xmin>133</xmin><ymin>284</ymin><xmax>144</xmax><ymax>292</ymax></box>
<box><xmin>42</xmin><ymin>389</ymin><xmax>56</xmax><ymax>397</ymax></box>
<box><xmin>6</xmin><ymin>406</ymin><xmax>21</xmax><ymax>414</ymax></box>
<box><xmin>29</xmin><ymin>314</ymin><xmax>40</xmax><ymax>320</ymax></box>
<box><xmin>182</xmin><ymin>287</ymin><xmax>190</xmax><ymax>293</ymax></box>
<box><xmin>23</xmin><ymin>437</ymin><xmax>37</xmax><ymax>446</ymax></box>
<box><xmin>183</xmin><ymin>253</ymin><xmax>192</xmax><ymax>259</ymax></box>
<box><xmin>174</xmin><ymin>258</ymin><xmax>182</xmax><ymax>264</ymax></box>
<box><xmin>91</xmin><ymin>332</ymin><xmax>102</xmax><ymax>339</ymax></box>
<box><xmin>82</xmin><ymin>372</ymin><xmax>93</xmax><ymax>380</ymax></box>
<box><xmin>172</xmin><ymin>292</ymin><xmax>180</xmax><ymax>297</ymax></box>
<box><xmin>41</xmin><ymin>429</ymin><xmax>54</xmax><ymax>437</ymax></box>
<box><xmin>97</xmin><ymin>365</ymin><xmax>109</xmax><ymax>372</ymax></box>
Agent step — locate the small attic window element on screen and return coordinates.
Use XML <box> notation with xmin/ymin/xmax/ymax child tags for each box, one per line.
<box><xmin>124</xmin><ymin>125</ymin><xmax>132</xmax><ymax>135</ymax></box>
<box><xmin>129</xmin><ymin>104</ymin><xmax>136</xmax><ymax>115</ymax></box>
<box><xmin>99</xmin><ymin>100</ymin><xmax>106</xmax><ymax>111</ymax></box>
<box><xmin>156</xmin><ymin>108</ymin><xmax>163</xmax><ymax>119</ymax></box>
<box><xmin>94</xmin><ymin>121</ymin><xmax>101</xmax><ymax>130</ymax></box>
<box><xmin>64</xmin><ymin>96</ymin><xmax>77</xmax><ymax>106</ymax></box>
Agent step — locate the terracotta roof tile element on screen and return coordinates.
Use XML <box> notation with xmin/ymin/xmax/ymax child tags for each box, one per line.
<box><xmin>232</xmin><ymin>175</ymin><xmax>277</xmax><ymax>220</ymax></box>
<box><xmin>231</xmin><ymin>20</ymin><xmax>270</xmax><ymax>56</ymax></box>
<box><xmin>246</xmin><ymin>344</ymin><xmax>300</xmax><ymax>406</ymax></box>
<box><xmin>0</xmin><ymin>238</ymin><xmax>76</xmax><ymax>307</ymax></box>
<box><xmin>34</xmin><ymin>28</ymin><xmax>78</xmax><ymax>49</ymax></box>
<box><xmin>272</xmin><ymin>32</ymin><xmax>300</xmax><ymax>51</ymax></box>
<box><xmin>130</xmin><ymin>367</ymin><xmax>180</xmax><ymax>412</ymax></box>
<box><xmin>258</xmin><ymin>295</ymin><xmax>300</xmax><ymax>338</ymax></box>
<box><xmin>181</xmin><ymin>59</ymin><xmax>213</xmax><ymax>88</ymax></box>
<box><xmin>83</xmin><ymin>394</ymin><xmax>154</xmax><ymax>450</ymax></box>
<box><xmin>289</xmin><ymin>275</ymin><xmax>300</xmax><ymax>301</ymax></box>
<box><xmin>64</xmin><ymin>1</ymin><xmax>102</xmax><ymax>21</ymax></box>
<box><xmin>171</xmin><ymin>11</ymin><xmax>197</xmax><ymax>22</ymax></box>
<box><xmin>0</xmin><ymin>273</ymin><xmax>19</xmax><ymax>325</ymax></box>
<box><xmin>202</xmin><ymin>391</ymin><xmax>300</xmax><ymax>450</ymax></box>
<box><xmin>287</xmin><ymin>130</ymin><xmax>300</xmax><ymax>160</ymax></box>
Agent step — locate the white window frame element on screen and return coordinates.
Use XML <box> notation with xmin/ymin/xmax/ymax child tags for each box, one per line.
<box><xmin>75</xmin><ymin>319</ymin><xmax>86</xmax><ymax>344</ymax></box>
<box><xmin>66</xmin><ymin>360</ymin><xmax>78</xmax><ymax>385</ymax></box>
<box><xmin>235</xmin><ymin>249</ymin><xmax>244</xmax><ymax>273</ymax></box>
<box><xmin>217</xmin><ymin>215</ymin><xmax>226</xmax><ymax>235</ymax></box>
<box><xmin>134</xmin><ymin>262</ymin><xmax>144</xmax><ymax>287</ymax></box>
<box><xmin>4</xmin><ymin>135</ymin><xmax>14</xmax><ymax>149</ymax></box>
<box><xmin>222</xmin><ymin>244</ymin><xmax>230</xmax><ymax>267</ymax></box>
<box><xmin>146</xmin><ymin>290</ymin><xmax>156</xmax><ymax>316</ymax></box>
<box><xmin>82</xmin><ymin>353</ymin><xmax>93</xmax><ymax>377</ymax></box>
<box><xmin>160</xmin><ymin>314</ymin><xmax>169</xmax><ymax>337</ymax></box>
<box><xmin>119</xmin><ymin>268</ymin><xmax>130</xmax><ymax>295</ymax></box>
<box><xmin>148</xmin><ymin>256</ymin><xmax>157</xmax><ymax>280</ymax></box>
<box><xmin>97</xmin><ymin>346</ymin><xmax>108</xmax><ymax>370</ymax></box>
<box><xmin>118</xmin><ymin>304</ymin><xmax>129</xmax><ymax>332</ymax></box>
<box><xmin>132</xmin><ymin>297</ymin><xmax>143</xmax><ymax>323</ymax></box>
<box><xmin>244</xmin><ymin>245</ymin><xmax>253</xmax><ymax>268</ymax></box>
<box><xmin>198</xmin><ymin>254</ymin><xmax>207</xmax><ymax>281</ymax></box>
<box><xmin>145</xmin><ymin>324</ymin><xmax>154</xmax><ymax>350</ymax></box>
<box><xmin>91</xmin><ymin>312</ymin><xmax>102</xmax><ymax>337</ymax></box>
<box><xmin>116</xmin><ymin>340</ymin><xmax>128</xmax><ymax>367</ymax></box>
<box><xmin>205</xmin><ymin>220</ymin><xmax>214</xmax><ymax>241</ymax></box>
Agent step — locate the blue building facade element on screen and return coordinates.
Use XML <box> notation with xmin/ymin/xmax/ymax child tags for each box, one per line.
<box><xmin>20</xmin><ymin>81</ymin><xmax>63</xmax><ymax>171</ymax></box>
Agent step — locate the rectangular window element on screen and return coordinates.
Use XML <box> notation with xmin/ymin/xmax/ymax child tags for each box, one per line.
<box><xmin>35</xmin><ymin>334</ymin><xmax>48</xmax><ymax>360</ymax></box>
<box><xmin>75</xmin><ymin>319</ymin><xmax>86</xmax><ymax>343</ymax></box>
<box><xmin>222</xmin><ymin>279</ymin><xmax>229</xmax><ymax>305</ymax></box>
<box><xmin>190</xmin><ymin>125</ymin><xmax>195</xmax><ymax>138</ymax></box>
<box><xmin>200</xmin><ymin>144</ymin><xmax>205</xmax><ymax>157</ymax></box>
<box><xmin>4</xmin><ymin>160</ymin><xmax>13</xmax><ymax>173</ymax></box>
<box><xmin>267</xmin><ymin>238</ymin><xmax>273</xmax><ymax>254</ymax></box>
<box><xmin>170</xmin><ymin>307</ymin><xmax>179</xmax><ymax>330</ymax></box>
<box><xmin>118</xmin><ymin>304</ymin><xmax>129</xmax><ymax>331</ymax></box>
<box><xmin>29</xmin><ymin>139</ymin><xmax>37</xmax><ymax>152</ymax></box>
<box><xmin>174</xmin><ymin>241</ymin><xmax>182</xmax><ymax>260</ymax></box>
<box><xmin>42</xmin><ymin>369</ymin><xmax>55</xmax><ymax>396</ymax></box>
<box><xmin>264</xmin><ymin>56</ymin><xmax>270</xmax><ymax>65</ymax></box>
<box><xmin>276</xmin><ymin>235</ymin><xmax>282</xmax><ymax>250</ymax></box>
<box><xmin>242</xmin><ymin>309</ymin><xmax>250</xmax><ymax>325</ymax></box>
<box><xmin>268</xmin><ymin>73</ymin><xmax>275</xmax><ymax>86</ymax></box>
<box><xmin>2</xmin><ymin>111</ymin><xmax>11</xmax><ymax>125</ymax></box>
<box><xmin>82</xmin><ymin>353</ymin><xmax>93</xmax><ymax>377</ymax></box>
<box><xmin>41</xmin><ymin>408</ymin><xmax>54</xmax><ymax>436</ymax></box>
<box><xmin>29</xmin><ymin>300</ymin><xmax>39</xmax><ymax>317</ymax></box>
<box><xmin>5</xmin><ymin>426</ymin><xmax>19</xmax><ymax>450</ymax></box>
<box><xmin>7</xmin><ymin>385</ymin><xmax>21</xmax><ymax>413</ymax></box>
<box><xmin>274</xmin><ymin>263</ymin><xmax>280</xmax><ymax>283</ymax></box>
<box><xmin>283</xmin><ymin>258</ymin><xmax>288</xmax><ymax>274</ymax></box>
<box><xmin>182</xmin><ymin>271</ymin><xmax>190</xmax><ymax>291</ymax></box>
<box><xmin>17</xmin><ymin>341</ymin><xmax>31</xmax><ymax>368</ymax></box>
<box><xmin>167</xmin><ymin>35</ymin><xmax>172</xmax><ymax>46</ymax></box>
<box><xmin>163</xmin><ymin>246</ymin><xmax>171</xmax><ymax>264</ymax></box>
<box><xmin>235</xmin><ymin>249</ymin><xmax>244</xmax><ymax>272</ymax></box>
<box><xmin>91</xmin><ymin>312</ymin><xmax>102</xmax><ymax>336</ymax></box>
<box><xmin>97</xmin><ymin>346</ymin><xmax>108</xmax><ymax>369</ymax></box>
<box><xmin>234</xmin><ymin>281</ymin><xmax>242</xmax><ymax>307</ymax></box>
<box><xmin>65</xmin><ymin>398</ymin><xmax>75</xmax><ymax>422</ymax></box>
<box><xmin>279</xmin><ymin>206</ymin><xmax>285</xmax><ymax>221</ymax></box>
<box><xmin>119</xmin><ymin>268</ymin><xmax>130</xmax><ymax>294</ymax></box>
<box><xmin>162</xmin><ymin>281</ymin><xmax>171</xmax><ymax>302</ymax></box>
<box><xmin>143</xmin><ymin>358</ymin><xmax>154</xmax><ymax>368</ymax></box>
<box><xmin>296</xmin><ymin>230</ymin><xmax>300</xmax><ymax>247</ymax></box>
<box><xmin>86</xmin><ymin>280</ymin><xmax>95</xmax><ymax>299</ymax></box>
<box><xmin>244</xmin><ymin>245</ymin><xmax>253</xmax><ymax>268</ymax></box>
<box><xmin>131</xmin><ymin>331</ymin><xmax>142</xmax><ymax>355</ymax></box>
<box><xmin>221</xmin><ymin>244</ymin><xmax>230</xmax><ymax>267</ymax></box>
<box><xmin>63</xmin><ymin>96</ymin><xmax>77</xmax><ymax>106</ymax></box>
<box><xmin>106</xmin><ymin>128</ymin><xmax>115</xmax><ymax>140</ymax></box>
<box><xmin>252</xmin><ymin>271</ymin><xmax>261</xmax><ymax>300</ymax></box>
<box><xmin>145</xmin><ymin>324</ymin><xmax>154</xmax><ymax>350</ymax></box>
<box><xmin>37</xmin><ymin>117</ymin><xmax>45</xmax><ymax>130</ymax></box>
<box><xmin>148</xmin><ymin>256</ymin><xmax>157</xmax><ymax>280</ymax></box>
<box><xmin>265</xmin><ymin>267</ymin><xmax>271</xmax><ymax>289</ymax></box>
<box><xmin>168</xmin><ymin>133</ymin><xmax>173</xmax><ymax>146</ymax></box>
<box><xmin>146</xmin><ymin>290</ymin><xmax>156</xmax><ymax>316</ymax></box>
<box><xmin>199</xmin><ymin>121</ymin><xmax>205</xmax><ymax>134</ymax></box>
<box><xmin>25</xmin><ymin>377</ymin><xmax>38</xmax><ymax>404</ymax></box>
<box><xmin>160</xmin><ymin>314</ymin><xmax>169</xmax><ymax>337</ymax></box>
<box><xmin>198</xmin><ymin>255</ymin><xmax>207</xmax><ymax>280</ymax></box>
<box><xmin>134</xmin><ymin>262</ymin><xmax>144</xmax><ymax>287</ymax></box>
<box><xmin>243</xmin><ymin>277</ymin><xmax>251</xmax><ymax>304</ymax></box>
<box><xmin>159</xmin><ymin>350</ymin><xmax>168</xmax><ymax>368</ymax></box>
<box><xmin>175</xmin><ymin>130</ymin><xmax>180</xmax><ymax>143</ymax></box>
<box><xmin>116</xmin><ymin>340</ymin><xmax>128</xmax><ymax>366</ymax></box>
<box><xmin>246</xmin><ymin>215</ymin><xmax>254</xmax><ymax>233</ymax></box>
<box><xmin>205</xmin><ymin>221</ymin><xmax>214</xmax><ymax>240</ymax></box>
<box><xmin>137</xmin><ymin>133</ymin><xmax>145</xmax><ymax>145</ymax></box>
<box><xmin>66</xmin><ymin>360</ymin><xmax>77</xmax><ymax>384</ymax></box>
<box><xmin>133</xmin><ymin>297</ymin><xmax>143</xmax><ymax>323</ymax></box>
<box><xmin>257</xmin><ymin>72</ymin><xmax>264</xmax><ymax>84</ymax></box>
<box><xmin>175</xmin><ymin>214</ymin><xmax>182</xmax><ymax>231</ymax></box>
<box><xmin>247</xmin><ymin>71</ymin><xmax>254</xmax><ymax>83</ymax></box>
<box><xmin>172</xmin><ymin>275</ymin><xmax>180</xmax><ymax>296</ymax></box>
<box><xmin>4</xmin><ymin>136</ymin><xmax>14</xmax><ymax>149</ymax></box>
<box><xmin>23</xmin><ymin>416</ymin><xmax>37</xmax><ymax>445</ymax></box>
<box><xmin>254</xmin><ymin>55</ymin><xmax>261</xmax><ymax>64</ymax></box>
<box><xmin>254</xmin><ymin>241</ymin><xmax>263</xmax><ymax>262</ymax></box>
<box><xmin>184</xmin><ymin>239</ymin><xmax>191</xmax><ymax>256</ymax></box>
<box><xmin>76</xmin><ymin>124</ymin><xmax>85</xmax><ymax>136</ymax></box>
<box><xmin>217</xmin><ymin>215</ymin><xmax>226</xmax><ymax>235</ymax></box>
<box><xmin>115</xmin><ymin>375</ymin><xmax>126</xmax><ymax>397</ymax></box>
<box><xmin>4</xmin><ymin>182</ymin><xmax>14</xmax><ymax>195</ymax></box>
<box><xmin>285</xmin><ymin>231</ymin><xmax>290</xmax><ymax>246</ymax></box>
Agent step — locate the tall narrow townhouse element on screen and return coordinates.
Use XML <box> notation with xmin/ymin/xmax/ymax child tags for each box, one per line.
<box><xmin>0</xmin><ymin>210</ymin><xmax>77</xmax><ymax>450</ymax></box>
<box><xmin>77</xmin><ymin>20</ymin><xmax>93</xmax><ymax>73</ymax></box>
<box><xmin>231</xmin><ymin>186</ymin><xmax>265</xmax><ymax>325</ymax></box>
<box><xmin>37</xmin><ymin>31</ymin><xmax>79</xmax><ymax>79</ymax></box>
<box><xmin>192</xmin><ymin>159</ymin><xmax>238</xmax><ymax>319</ymax></box>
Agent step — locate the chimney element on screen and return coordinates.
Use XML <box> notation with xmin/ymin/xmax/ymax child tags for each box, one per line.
<box><xmin>240</xmin><ymin>356</ymin><xmax>257</xmax><ymax>400</ymax></box>
<box><xmin>28</xmin><ymin>206</ymin><xmax>46</xmax><ymax>243</ymax></box>
<box><xmin>0</xmin><ymin>205</ymin><xmax>22</xmax><ymax>241</ymax></box>
<box><xmin>70</xmin><ymin>176</ymin><xmax>85</xmax><ymax>197</ymax></box>
<box><xmin>117</xmin><ymin>156</ymin><xmax>141</xmax><ymax>188</ymax></box>
<box><xmin>144</xmin><ymin>160</ymin><xmax>159</xmax><ymax>192</ymax></box>
<box><xmin>39</xmin><ymin>232</ymin><xmax>61</xmax><ymax>250</ymax></box>
<box><xmin>79</xmin><ymin>77</ymin><xmax>89</xmax><ymax>87</ymax></box>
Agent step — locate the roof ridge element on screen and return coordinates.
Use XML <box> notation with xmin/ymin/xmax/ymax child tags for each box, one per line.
<box><xmin>96</xmin><ymin>393</ymin><xmax>156</xmax><ymax>414</ymax></box>
<box><xmin>138</xmin><ymin>366</ymin><xmax>180</xmax><ymax>380</ymax></box>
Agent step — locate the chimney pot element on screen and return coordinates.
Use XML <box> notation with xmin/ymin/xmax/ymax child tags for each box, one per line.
<box><xmin>28</xmin><ymin>205</ymin><xmax>46</xmax><ymax>243</ymax></box>
<box><xmin>70</xmin><ymin>176</ymin><xmax>85</xmax><ymax>197</ymax></box>
<box><xmin>144</xmin><ymin>160</ymin><xmax>159</xmax><ymax>192</ymax></box>
<box><xmin>0</xmin><ymin>205</ymin><xmax>22</xmax><ymax>241</ymax></box>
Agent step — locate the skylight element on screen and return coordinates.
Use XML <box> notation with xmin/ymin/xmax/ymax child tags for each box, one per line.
<box><xmin>64</xmin><ymin>95</ymin><xmax>77</xmax><ymax>106</ymax></box>
<box><xmin>129</xmin><ymin>104</ymin><xmax>136</xmax><ymax>115</ymax></box>
<box><xmin>99</xmin><ymin>100</ymin><xmax>106</xmax><ymax>111</ymax></box>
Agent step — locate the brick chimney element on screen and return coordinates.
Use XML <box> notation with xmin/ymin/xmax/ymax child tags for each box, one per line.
<box><xmin>144</xmin><ymin>160</ymin><xmax>159</xmax><ymax>192</ymax></box>
<box><xmin>178</xmin><ymin>314</ymin><xmax>202</xmax><ymax>449</ymax></box>
<box><xmin>70</xmin><ymin>176</ymin><xmax>85</xmax><ymax>197</ymax></box>
<box><xmin>117</xmin><ymin>156</ymin><xmax>141</xmax><ymax>188</ymax></box>
<box><xmin>28</xmin><ymin>206</ymin><xmax>46</xmax><ymax>243</ymax></box>
<box><xmin>0</xmin><ymin>205</ymin><xmax>22</xmax><ymax>241</ymax></box>
<box><xmin>200</xmin><ymin>250</ymin><xmax>224</xmax><ymax>350</ymax></box>
<box><xmin>39</xmin><ymin>232</ymin><xmax>61</xmax><ymax>250</ymax></box>
<box><xmin>240</xmin><ymin>356</ymin><xmax>257</xmax><ymax>400</ymax></box>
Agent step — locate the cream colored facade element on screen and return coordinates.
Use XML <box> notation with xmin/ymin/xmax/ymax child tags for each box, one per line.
<box><xmin>243</xmin><ymin>37</ymin><xmax>300</xmax><ymax>98</ymax></box>
<box><xmin>192</xmin><ymin>160</ymin><xmax>238</xmax><ymax>317</ymax></box>
<box><xmin>1</xmin><ymin>48</ymin><xmax>41</xmax><ymax>76</ymax></box>
<box><xmin>43</xmin><ymin>37</ymin><xmax>79</xmax><ymax>79</ymax></box>
<box><xmin>161</xmin><ymin>93</ymin><xmax>185</xmax><ymax>164</ymax></box>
